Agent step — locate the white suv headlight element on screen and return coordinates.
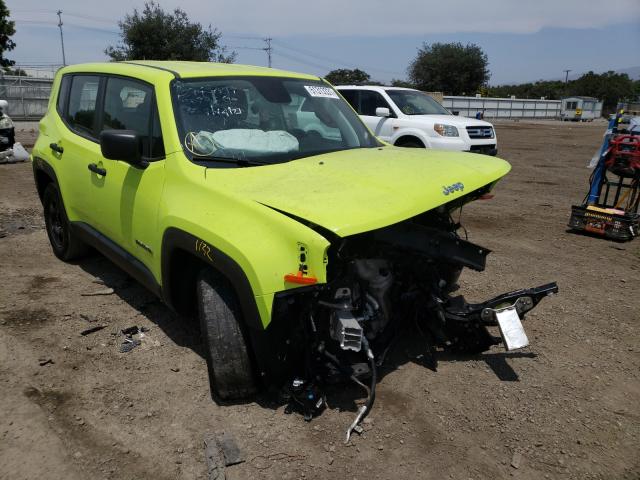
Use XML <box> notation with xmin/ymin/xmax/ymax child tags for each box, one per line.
<box><xmin>433</xmin><ymin>124</ymin><xmax>459</xmax><ymax>137</ymax></box>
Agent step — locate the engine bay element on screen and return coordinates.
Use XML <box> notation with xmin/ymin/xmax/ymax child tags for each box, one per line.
<box><xmin>263</xmin><ymin>203</ymin><xmax>558</xmax><ymax>442</ymax></box>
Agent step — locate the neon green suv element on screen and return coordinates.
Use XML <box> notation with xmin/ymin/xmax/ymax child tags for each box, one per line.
<box><xmin>32</xmin><ymin>61</ymin><xmax>556</xmax><ymax>429</ymax></box>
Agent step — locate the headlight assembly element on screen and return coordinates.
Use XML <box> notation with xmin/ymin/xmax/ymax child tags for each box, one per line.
<box><xmin>434</xmin><ymin>124</ymin><xmax>459</xmax><ymax>137</ymax></box>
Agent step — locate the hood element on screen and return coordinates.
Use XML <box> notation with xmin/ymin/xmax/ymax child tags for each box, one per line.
<box><xmin>408</xmin><ymin>114</ymin><xmax>494</xmax><ymax>128</ymax></box>
<box><xmin>209</xmin><ymin>147</ymin><xmax>510</xmax><ymax>237</ymax></box>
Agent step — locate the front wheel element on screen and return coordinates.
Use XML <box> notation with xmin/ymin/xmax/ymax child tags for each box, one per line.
<box><xmin>197</xmin><ymin>269</ymin><xmax>257</xmax><ymax>401</ymax></box>
<box><xmin>42</xmin><ymin>183</ymin><xmax>89</xmax><ymax>261</ymax></box>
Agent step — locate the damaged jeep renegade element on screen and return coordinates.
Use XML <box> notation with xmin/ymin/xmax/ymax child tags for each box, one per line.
<box><xmin>32</xmin><ymin>62</ymin><xmax>557</xmax><ymax>439</ymax></box>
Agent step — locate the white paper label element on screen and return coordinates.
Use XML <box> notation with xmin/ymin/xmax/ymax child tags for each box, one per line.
<box><xmin>496</xmin><ymin>308</ymin><xmax>529</xmax><ymax>351</ymax></box>
<box><xmin>304</xmin><ymin>85</ymin><xmax>339</xmax><ymax>99</ymax></box>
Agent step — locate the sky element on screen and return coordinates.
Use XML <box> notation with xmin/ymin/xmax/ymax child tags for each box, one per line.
<box><xmin>6</xmin><ymin>0</ymin><xmax>640</xmax><ymax>85</ymax></box>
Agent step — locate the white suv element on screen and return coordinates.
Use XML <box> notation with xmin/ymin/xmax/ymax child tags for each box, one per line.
<box><xmin>336</xmin><ymin>86</ymin><xmax>497</xmax><ymax>155</ymax></box>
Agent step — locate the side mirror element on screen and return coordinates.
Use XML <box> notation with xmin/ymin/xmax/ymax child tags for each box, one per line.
<box><xmin>375</xmin><ymin>107</ymin><xmax>391</xmax><ymax>118</ymax></box>
<box><xmin>100</xmin><ymin>130</ymin><xmax>147</xmax><ymax>167</ymax></box>
<box><xmin>452</xmin><ymin>111</ymin><xmax>460</xmax><ymax>116</ymax></box>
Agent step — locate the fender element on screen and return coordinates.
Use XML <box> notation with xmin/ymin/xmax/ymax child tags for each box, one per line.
<box><xmin>391</xmin><ymin>129</ymin><xmax>431</xmax><ymax>148</ymax></box>
<box><xmin>161</xmin><ymin>227</ymin><xmax>264</xmax><ymax>332</ymax></box>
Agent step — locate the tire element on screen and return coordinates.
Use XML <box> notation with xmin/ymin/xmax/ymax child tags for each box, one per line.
<box><xmin>42</xmin><ymin>183</ymin><xmax>89</xmax><ymax>261</ymax></box>
<box><xmin>197</xmin><ymin>269</ymin><xmax>257</xmax><ymax>401</ymax></box>
<box><xmin>397</xmin><ymin>140</ymin><xmax>424</xmax><ymax>148</ymax></box>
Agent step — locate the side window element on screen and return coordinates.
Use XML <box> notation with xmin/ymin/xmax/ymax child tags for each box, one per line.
<box><xmin>359</xmin><ymin>90</ymin><xmax>391</xmax><ymax>116</ymax></box>
<box><xmin>339</xmin><ymin>90</ymin><xmax>359</xmax><ymax>112</ymax></box>
<box><xmin>101</xmin><ymin>77</ymin><xmax>164</xmax><ymax>159</ymax></box>
<box><xmin>56</xmin><ymin>75</ymin><xmax>71</xmax><ymax>116</ymax></box>
<box><xmin>67</xmin><ymin>75</ymin><xmax>100</xmax><ymax>136</ymax></box>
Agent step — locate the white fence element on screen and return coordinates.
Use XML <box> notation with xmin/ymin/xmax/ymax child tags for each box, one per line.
<box><xmin>442</xmin><ymin>96</ymin><xmax>561</xmax><ymax>119</ymax></box>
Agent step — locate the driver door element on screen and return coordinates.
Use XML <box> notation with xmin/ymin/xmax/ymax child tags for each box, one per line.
<box><xmin>90</xmin><ymin>76</ymin><xmax>166</xmax><ymax>266</ymax></box>
<box><xmin>341</xmin><ymin>89</ymin><xmax>394</xmax><ymax>142</ymax></box>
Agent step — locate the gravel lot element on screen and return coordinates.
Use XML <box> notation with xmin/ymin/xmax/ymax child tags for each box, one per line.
<box><xmin>1</xmin><ymin>120</ymin><xmax>638</xmax><ymax>480</ymax></box>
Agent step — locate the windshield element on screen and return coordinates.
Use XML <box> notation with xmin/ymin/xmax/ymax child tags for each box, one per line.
<box><xmin>385</xmin><ymin>89</ymin><xmax>451</xmax><ymax>116</ymax></box>
<box><xmin>172</xmin><ymin>77</ymin><xmax>380</xmax><ymax>166</ymax></box>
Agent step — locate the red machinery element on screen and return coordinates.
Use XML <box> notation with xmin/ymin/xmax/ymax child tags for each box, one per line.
<box><xmin>569</xmin><ymin>108</ymin><xmax>640</xmax><ymax>241</ymax></box>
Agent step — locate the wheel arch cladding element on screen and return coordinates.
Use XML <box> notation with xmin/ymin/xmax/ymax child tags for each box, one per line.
<box><xmin>161</xmin><ymin>227</ymin><xmax>264</xmax><ymax>332</ymax></box>
<box><xmin>32</xmin><ymin>157</ymin><xmax>59</xmax><ymax>202</ymax></box>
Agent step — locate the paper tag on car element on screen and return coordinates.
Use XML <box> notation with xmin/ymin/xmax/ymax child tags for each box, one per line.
<box><xmin>304</xmin><ymin>85</ymin><xmax>339</xmax><ymax>99</ymax></box>
<box><xmin>496</xmin><ymin>307</ymin><xmax>529</xmax><ymax>351</ymax></box>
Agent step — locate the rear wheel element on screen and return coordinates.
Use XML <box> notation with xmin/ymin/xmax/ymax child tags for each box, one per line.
<box><xmin>197</xmin><ymin>269</ymin><xmax>257</xmax><ymax>400</ymax></box>
<box><xmin>43</xmin><ymin>183</ymin><xmax>89</xmax><ymax>261</ymax></box>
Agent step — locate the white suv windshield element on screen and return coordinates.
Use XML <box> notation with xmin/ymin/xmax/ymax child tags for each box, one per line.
<box><xmin>172</xmin><ymin>77</ymin><xmax>380</xmax><ymax>166</ymax></box>
<box><xmin>385</xmin><ymin>89</ymin><xmax>451</xmax><ymax>116</ymax></box>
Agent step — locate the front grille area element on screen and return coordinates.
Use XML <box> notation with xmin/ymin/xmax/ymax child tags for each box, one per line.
<box><xmin>466</xmin><ymin>125</ymin><xmax>494</xmax><ymax>139</ymax></box>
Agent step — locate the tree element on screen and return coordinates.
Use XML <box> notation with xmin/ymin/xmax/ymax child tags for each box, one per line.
<box><xmin>105</xmin><ymin>2</ymin><xmax>235</xmax><ymax>63</ymax></box>
<box><xmin>325</xmin><ymin>68</ymin><xmax>371</xmax><ymax>85</ymax></box>
<box><xmin>390</xmin><ymin>78</ymin><xmax>414</xmax><ymax>88</ymax></box>
<box><xmin>485</xmin><ymin>71</ymin><xmax>636</xmax><ymax>115</ymax></box>
<box><xmin>0</xmin><ymin>0</ymin><xmax>16</xmax><ymax>68</ymax></box>
<box><xmin>570</xmin><ymin>71</ymin><xmax>635</xmax><ymax>113</ymax></box>
<box><xmin>3</xmin><ymin>66</ymin><xmax>26</xmax><ymax>76</ymax></box>
<box><xmin>407</xmin><ymin>42</ymin><xmax>489</xmax><ymax>95</ymax></box>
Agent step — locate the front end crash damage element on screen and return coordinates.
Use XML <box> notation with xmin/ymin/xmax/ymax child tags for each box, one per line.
<box><xmin>254</xmin><ymin>196</ymin><xmax>558</xmax><ymax>441</ymax></box>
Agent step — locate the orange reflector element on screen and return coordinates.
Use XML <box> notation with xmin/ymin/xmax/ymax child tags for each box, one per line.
<box><xmin>284</xmin><ymin>271</ymin><xmax>318</xmax><ymax>285</ymax></box>
<box><xmin>479</xmin><ymin>194</ymin><xmax>494</xmax><ymax>200</ymax></box>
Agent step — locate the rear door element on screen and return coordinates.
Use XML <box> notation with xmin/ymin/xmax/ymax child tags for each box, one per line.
<box><xmin>56</xmin><ymin>74</ymin><xmax>103</xmax><ymax>223</ymax></box>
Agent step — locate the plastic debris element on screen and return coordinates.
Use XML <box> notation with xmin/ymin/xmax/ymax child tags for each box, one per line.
<box><xmin>80</xmin><ymin>325</ymin><xmax>106</xmax><ymax>336</ymax></box>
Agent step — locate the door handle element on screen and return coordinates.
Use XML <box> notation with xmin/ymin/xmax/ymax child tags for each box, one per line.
<box><xmin>49</xmin><ymin>143</ymin><xmax>64</xmax><ymax>154</ymax></box>
<box><xmin>88</xmin><ymin>163</ymin><xmax>107</xmax><ymax>176</ymax></box>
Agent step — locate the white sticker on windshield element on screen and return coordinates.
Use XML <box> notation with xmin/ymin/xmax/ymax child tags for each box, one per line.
<box><xmin>304</xmin><ymin>85</ymin><xmax>339</xmax><ymax>99</ymax></box>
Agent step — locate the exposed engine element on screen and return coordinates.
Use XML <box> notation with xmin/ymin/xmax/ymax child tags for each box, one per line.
<box><xmin>277</xmin><ymin>205</ymin><xmax>558</xmax><ymax>441</ymax></box>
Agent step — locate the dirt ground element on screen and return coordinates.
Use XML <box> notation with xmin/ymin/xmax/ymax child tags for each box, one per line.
<box><xmin>1</xmin><ymin>120</ymin><xmax>638</xmax><ymax>480</ymax></box>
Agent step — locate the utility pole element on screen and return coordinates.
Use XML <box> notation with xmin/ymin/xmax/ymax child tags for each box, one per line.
<box><xmin>57</xmin><ymin>10</ymin><xmax>66</xmax><ymax>66</ymax></box>
<box><xmin>263</xmin><ymin>37</ymin><xmax>272</xmax><ymax>68</ymax></box>
<box><xmin>563</xmin><ymin>69</ymin><xmax>571</xmax><ymax>84</ymax></box>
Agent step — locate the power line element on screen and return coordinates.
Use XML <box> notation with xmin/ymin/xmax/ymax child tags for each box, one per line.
<box><xmin>273</xmin><ymin>50</ymin><xmax>335</xmax><ymax>72</ymax></box>
<box><xmin>227</xmin><ymin>46</ymin><xmax>266</xmax><ymax>51</ymax></box>
<box><xmin>225</xmin><ymin>34</ymin><xmax>264</xmax><ymax>41</ymax></box>
<box><xmin>15</xmin><ymin>19</ymin><xmax>119</xmax><ymax>35</ymax></box>
<box><xmin>272</xmin><ymin>39</ymin><xmax>400</xmax><ymax>76</ymax></box>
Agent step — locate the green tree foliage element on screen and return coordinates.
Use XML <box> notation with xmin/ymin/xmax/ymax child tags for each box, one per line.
<box><xmin>3</xmin><ymin>66</ymin><xmax>26</xmax><ymax>76</ymax></box>
<box><xmin>486</xmin><ymin>71</ymin><xmax>637</xmax><ymax>114</ymax></box>
<box><xmin>390</xmin><ymin>78</ymin><xmax>415</xmax><ymax>88</ymax></box>
<box><xmin>571</xmin><ymin>71</ymin><xmax>635</xmax><ymax>112</ymax></box>
<box><xmin>408</xmin><ymin>42</ymin><xmax>489</xmax><ymax>95</ymax></box>
<box><xmin>105</xmin><ymin>2</ymin><xmax>235</xmax><ymax>63</ymax></box>
<box><xmin>0</xmin><ymin>0</ymin><xmax>16</xmax><ymax>68</ymax></box>
<box><xmin>325</xmin><ymin>68</ymin><xmax>371</xmax><ymax>85</ymax></box>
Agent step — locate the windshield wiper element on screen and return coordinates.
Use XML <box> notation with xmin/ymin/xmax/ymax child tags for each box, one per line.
<box><xmin>191</xmin><ymin>155</ymin><xmax>270</xmax><ymax>167</ymax></box>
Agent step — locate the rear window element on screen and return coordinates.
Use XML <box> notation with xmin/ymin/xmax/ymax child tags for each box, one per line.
<box><xmin>67</xmin><ymin>75</ymin><xmax>100</xmax><ymax>136</ymax></box>
<box><xmin>56</xmin><ymin>75</ymin><xmax>71</xmax><ymax>115</ymax></box>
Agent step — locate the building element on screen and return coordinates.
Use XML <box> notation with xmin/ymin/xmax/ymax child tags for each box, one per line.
<box><xmin>560</xmin><ymin>96</ymin><xmax>603</xmax><ymax>121</ymax></box>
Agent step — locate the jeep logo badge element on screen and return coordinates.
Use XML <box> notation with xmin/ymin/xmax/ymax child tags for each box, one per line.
<box><xmin>442</xmin><ymin>182</ymin><xmax>464</xmax><ymax>195</ymax></box>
